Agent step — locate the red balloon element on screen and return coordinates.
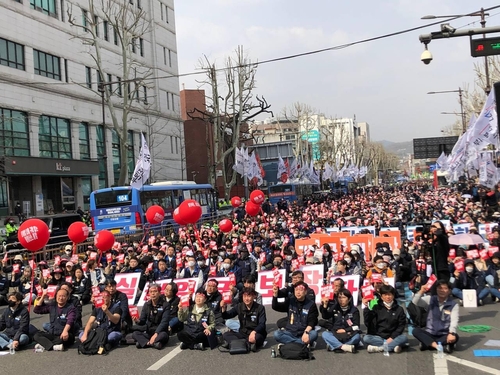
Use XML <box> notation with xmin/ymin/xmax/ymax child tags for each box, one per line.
<box><xmin>230</xmin><ymin>196</ymin><xmax>242</xmax><ymax>208</ymax></box>
<box><xmin>219</xmin><ymin>219</ymin><xmax>233</xmax><ymax>233</ymax></box>
<box><xmin>17</xmin><ymin>219</ymin><xmax>50</xmax><ymax>252</ymax></box>
<box><xmin>173</xmin><ymin>207</ymin><xmax>188</xmax><ymax>226</ymax></box>
<box><xmin>67</xmin><ymin>221</ymin><xmax>90</xmax><ymax>244</ymax></box>
<box><xmin>94</xmin><ymin>230</ymin><xmax>115</xmax><ymax>251</ymax></box>
<box><xmin>178</xmin><ymin>199</ymin><xmax>202</xmax><ymax>224</ymax></box>
<box><xmin>146</xmin><ymin>205</ymin><xmax>165</xmax><ymax>225</ymax></box>
<box><xmin>245</xmin><ymin>201</ymin><xmax>260</xmax><ymax>217</ymax></box>
<box><xmin>250</xmin><ymin>190</ymin><xmax>265</xmax><ymax>205</ymax></box>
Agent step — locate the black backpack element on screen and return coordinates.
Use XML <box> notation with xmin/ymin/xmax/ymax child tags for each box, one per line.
<box><xmin>407</xmin><ymin>302</ymin><xmax>428</xmax><ymax>328</ymax></box>
<box><xmin>78</xmin><ymin>328</ymin><xmax>108</xmax><ymax>355</ymax></box>
<box><xmin>277</xmin><ymin>343</ymin><xmax>314</xmax><ymax>360</ymax></box>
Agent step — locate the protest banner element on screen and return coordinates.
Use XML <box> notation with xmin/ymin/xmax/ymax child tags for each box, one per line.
<box><xmin>256</xmin><ymin>269</ymin><xmax>286</xmax><ymax>305</ymax></box>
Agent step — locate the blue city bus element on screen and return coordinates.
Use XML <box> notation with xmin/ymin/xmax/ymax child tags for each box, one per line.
<box><xmin>268</xmin><ymin>183</ymin><xmax>319</xmax><ymax>205</ymax></box>
<box><xmin>331</xmin><ymin>178</ymin><xmax>357</xmax><ymax>195</ymax></box>
<box><xmin>89</xmin><ymin>182</ymin><xmax>217</xmax><ymax>235</ymax></box>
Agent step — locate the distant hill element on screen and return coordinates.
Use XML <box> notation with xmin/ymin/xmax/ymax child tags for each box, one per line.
<box><xmin>377</xmin><ymin>140</ymin><xmax>412</xmax><ymax>158</ymax></box>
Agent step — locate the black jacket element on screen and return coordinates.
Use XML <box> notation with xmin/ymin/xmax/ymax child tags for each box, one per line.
<box><xmin>320</xmin><ymin>302</ymin><xmax>360</xmax><ymax>334</ymax></box>
<box><xmin>137</xmin><ymin>297</ymin><xmax>170</xmax><ymax>334</ymax></box>
<box><xmin>0</xmin><ymin>304</ymin><xmax>30</xmax><ymax>341</ymax></box>
<box><xmin>363</xmin><ymin>299</ymin><xmax>406</xmax><ymax>339</ymax></box>
<box><xmin>221</xmin><ymin>302</ymin><xmax>267</xmax><ymax>337</ymax></box>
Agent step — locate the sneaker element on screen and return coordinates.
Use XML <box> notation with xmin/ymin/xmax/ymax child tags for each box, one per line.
<box><xmin>394</xmin><ymin>346</ymin><xmax>402</xmax><ymax>353</ymax></box>
<box><xmin>250</xmin><ymin>343</ymin><xmax>257</xmax><ymax>353</ymax></box>
<box><xmin>97</xmin><ymin>346</ymin><xmax>105</xmax><ymax>355</ymax></box>
<box><xmin>135</xmin><ymin>342</ymin><xmax>142</xmax><ymax>349</ymax></box>
<box><xmin>34</xmin><ymin>343</ymin><xmax>44</xmax><ymax>351</ymax></box>
<box><xmin>341</xmin><ymin>344</ymin><xmax>355</xmax><ymax>353</ymax></box>
<box><xmin>367</xmin><ymin>345</ymin><xmax>383</xmax><ymax>353</ymax></box>
<box><xmin>180</xmin><ymin>342</ymin><xmax>189</xmax><ymax>350</ymax></box>
<box><xmin>52</xmin><ymin>344</ymin><xmax>64</xmax><ymax>351</ymax></box>
<box><xmin>153</xmin><ymin>342</ymin><xmax>163</xmax><ymax>350</ymax></box>
<box><xmin>194</xmin><ymin>343</ymin><xmax>205</xmax><ymax>351</ymax></box>
<box><xmin>104</xmin><ymin>343</ymin><xmax>112</xmax><ymax>352</ymax></box>
<box><xmin>419</xmin><ymin>343</ymin><xmax>428</xmax><ymax>351</ymax></box>
<box><xmin>479</xmin><ymin>299</ymin><xmax>484</xmax><ymax>306</ymax></box>
<box><xmin>310</xmin><ymin>341</ymin><xmax>317</xmax><ymax>350</ymax></box>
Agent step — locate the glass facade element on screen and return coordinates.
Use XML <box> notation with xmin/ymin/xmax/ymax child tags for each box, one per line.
<box><xmin>96</xmin><ymin>125</ymin><xmax>107</xmax><ymax>188</ymax></box>
<box><xmin>34</xmin><ymin>49</ymin><xmax>61</xmax><ymax>80</ymax></box>
<box><xmin>127</xmin><ymin>131</ymin><xmax>134</xmax><ymax>180</ymax></box>
<box><xmin>0</xmin><ymin>37</ymin><xmax>25</xmax><ymax>70</ymax></box>
<box><xmin>111</xmin><ymin>129</ymin><xmax>121</xmax><ymax>185</ymax></box>
<box><xmin>79</xmin><ymin>122</ymin><xmax>90</xmax><ymax>160</ymax></box>
<box><xmin>30</xmin><ymin>0</ymin><xmax>57</xmax><ymax>17</ymax></box>
<box><xmin>39</xmin><ymin>115</ymin><xmax>71</xmax><ymax>158</ymax></box>
<box><xmin>0</xmin><ymin>108</ymin><xmax>29</xmax><ymax>156</ymax></box>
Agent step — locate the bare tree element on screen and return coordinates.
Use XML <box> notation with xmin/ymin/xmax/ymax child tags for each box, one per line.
<box><xmin>68</xmin><ymin>0</ymin><xmax>152</xmax><ymax>186</ymax></box>
<box><xmin>188</xmin><ymin>46</ymin><xmax>272</xmax><ymax>199</ymax></box>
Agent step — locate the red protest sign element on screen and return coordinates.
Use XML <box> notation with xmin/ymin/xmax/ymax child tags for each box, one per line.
<box><xmin>362</xmin><ymin>284</ymin><xmax>374</xmax><ymax>300</ymax></box>
<box><xmin>42</xmin><ymin>269</ymin><xmax>51</xmax><ymax>279</ymax></box>
<box><xmin>425</xmin><ymin>274</ymin><xmax>437</xmax><ymax>289</ymax></box>
<box><xmin>35</xmin><ymin>284</ymin><xmax>43</xmax><ymax>295</ymax></box>
<box><xmin>54</xmin><ymin>256</ymin><xmax>61</xmax><ymax>266</ymax></box>
<box><xmin>117</xmin><ymin>254</ymin><xmax>125</xmax><ymax>264</ymax></box>
<box><xmin>65</xmin><ymin>276</ymin><xmax>72</xmax><ymax>283</ymax></box>
<box><xmin>454</xmin><ymin>259</ymin><xmax>465</xmax><ymax>272</ymax></box>
<box><xmin>229</xmin><ymin>274</ymin><xmax>236</xmax><ymax>287</ymax></box>
<box><xmin>222</xmin><ymin>291</ymin><xmax>232</xmax><ymax>304</ymax></box>
<box><xmin>209</xmin><ymin>265</ymin><xmax>217</xmax><ymax>276</ymax></box>
<box><xmin>480</xmin><ymin>249</ymin><xmax>490</xmax><ymax>260</ymax></box>
<box><xmin>71</xmin><ymin>254</ymin><xmax>79</xmax><ymax>264</ymax></box>
<box><xmin>106</xmin><ymin>253</ymin><xmax>113</xmax><ymax>263</ymax></box>
<box><xmin>147</xmin><ymin>262</ymin><xmax>154</xmax><ymax>272</ymax></box>
<box><xmin>89</xmin><ymin>252</ymin><xmax>98</xmax><ymax>260</ymax></box>
<box><xmin>94</xmin><ymin>294</ymin><xmax>104</xmax><ymax>308</ymax></box>
<box><xmin>129</xmin><ymin>305</ymin><xmax>139</xmax><ymax>320</ymax></box>
<box><xmin>13</xmin><ymin>264</ymin><xmax>20</xmax><ymax>273</ymax></box>
<box><xmin>46</xmin><ymin>285</ymin><xmax>57</xmax><ymax>299</ymax></box>
<box><xmin>92</xmin><ymin>286</ymin><xmax>101</xmax><ymax>297</ymax></box>
<box><xmin>180</xmin><ymin>294</ymin><xmax>190</xmax><ymax>307</ymax></box>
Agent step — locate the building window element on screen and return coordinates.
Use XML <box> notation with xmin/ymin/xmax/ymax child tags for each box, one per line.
<box><xmin>0</xmin><ymin>37</ymin><xmax>25</xmax><ymax>71</ymax></box>
<box><xmin>143</xmin><ymin>86</ymin><xmax>147</xmax><ymax>103</ymax></box>
<box><xmin>103</xmin><ymin>20</ymin><xmax>109</xmax><ymax>41</ymax></box>
<box><xmin>81</xmin><ymin>177</ymin><xmax>91</xmax><ymax>210</ymax></box>
<box><xmin>175</xmin><ymin>137</ymin><xmax>178</xmax><ymax>154</ymax></box>
<box><xmin>79</xmin><ymin>122</ymin><xmax>90</xmax><ymax>160</ymax></box>
<box><xmin>33</xmin><ymin>50</ymin><xmax>61</xmax><ymax>80</ymax></box>
<box><xmin>165</xmin><ymin>5</ymin><xmax>169</xmax><ymax>23</ymax></box>
<box><xmin>85</xmin><ymin>66</ymin><xmax>92</xmax><ymax>88</ymax></box>
<box><xmin>137</xmin><ymin>0</ymin><xmax>141</xmax><ymax>9</ymax></box>
<box><xmin>168</xmin><ymin>49</ymin><xmax>172</xmax><ymax>67</ymax></box>
<box><xmin>139</xmin><ymin>38</ymin><xmax>144</xmax><ymax>57</ymax></box>
<box><xmin>163</xmin><ymin>47</ymin><xmax>167</xmax><ymax>65</ymax></box>
<box><xmin>82</xmin><ymin>9</ymin><xmax>88</xmax><ymax>32</ymax></box>
<box><xmin>116</xmin><ymin>77</ymin><xmax>122</xmax><ymax>97</ymax></box>
<box><xmin>64</xmin><ymin>58</ymin><xmax>68</xmax><ymax>82</ymax></box>
<box><xmin>131</xmin><ymin>38</ymin><xmax>136</xmax><ymax>54</ymax></box>
<box><xmin>60</xmin><ymin>0</ymin><xmax>64</xmax><ymax>22</ymax></box>
<box><xmin>160</xmin><ymin>1</ymin><xmax>163</xmax><ymax>20</ymax></box>
<box><xmin>39</xmin><ymin>115</ymin><xmax>71</xmax><ymax>159</ymax></box>
<box><xmin>93</xmin><ymin>15</ymin><xmax>99</xmax><ymax>37</ymax></box>
<box><xmin>113</xmin><ymin>27</ymin><xmax>118</xmax><ymax>46</ymax></box>
<box><xmin>169</xmin><ymin>135</ymin><xmax>173</xmax><ymax>153</ymax></box>
<box><xmin>0</xmin><ymin>108</ymin><xmax>30</xmax><ymax>157</ymax></box>
<box><xmin>96</xmin><ymin>125</ymin><xmax>106</xmax><ymax>188</ymax></box>
<box><xmin>166</xmin><ymin>92</ymin><xmax>170</xmax><ymax>110</ymax></box>
<box><xmin>107</xmin><ymin>73</ymin><xmax>113</xmax><ymax>92</ymax></box>
<box><xmin>111</xmin><ymin>129</ymin><xmax>121</xmax><ymax>185</ymax></box>
<box><xmin>30</xmin><ymin>0</ymin><xmax>57</xmax><ymax>17</ymax></box>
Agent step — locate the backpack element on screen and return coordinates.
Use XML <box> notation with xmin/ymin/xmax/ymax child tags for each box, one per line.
<box><xmin>407</xmin><ymin>302</ymin><xmax>428</xmax><ymax>328</ymax></box>
<box><xmin>277</xmin><ymin>343</ymin><xmax>314</xmax><ymax>360</ymax></box>
<box><xmin>78</xmin><ymin>328</ymin><xmax>108</xmax><ymax>355</ymax></box>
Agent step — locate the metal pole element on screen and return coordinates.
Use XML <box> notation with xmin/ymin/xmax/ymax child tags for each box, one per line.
<box><xmin>481</xmin><ymin>8</ymin><xmax>491</xmax><ymax>94</ymax></box>
<box><xmin>458</xmin><ymin>88</ymin><xmax>466</xmax><ymax>133</ymax></box>
<box><xmin>98</xmin><ymin>83</ymin><xmax>109</xmax><ymax>187</ymax></box>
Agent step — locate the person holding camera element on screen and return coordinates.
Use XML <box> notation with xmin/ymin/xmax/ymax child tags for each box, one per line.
<box><xmin>430</xmin><ymin>221</ymin><xmax>451</xmax><ymax>282</ymax></box>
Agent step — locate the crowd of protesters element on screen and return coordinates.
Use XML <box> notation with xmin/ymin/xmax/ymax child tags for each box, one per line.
<box><xmin>0</xmin><ymin>180</ymin><xmax>499</xmax><ymax>356</ymax></box>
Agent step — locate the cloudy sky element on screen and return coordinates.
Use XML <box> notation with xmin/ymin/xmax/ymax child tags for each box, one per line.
<box><xmin>174</xmin><ymin>0</ymin><xmax>499</xmax><ymax>142</ymax></box>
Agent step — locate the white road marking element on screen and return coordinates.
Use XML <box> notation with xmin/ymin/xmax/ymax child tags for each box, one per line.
<box><xmin>446</xmin><ymin>354</ymin><xmax>500</xmax><ymax>375</ymax></box>
<box><xmin>147</xmin><ymin>345</ymin><xmax>182</xmax><ymax>371</ymax></box>
<box><xmin>433</xmin><ymin>354</ymin><xmax>449</xmax><ymax>375</ymax></box>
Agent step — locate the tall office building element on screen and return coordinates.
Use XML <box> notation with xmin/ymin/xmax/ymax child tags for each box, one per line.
<box><xmin>0</xmin><ymin>0</ymin><xmax>183</xmax><ymax>216</ymax></box>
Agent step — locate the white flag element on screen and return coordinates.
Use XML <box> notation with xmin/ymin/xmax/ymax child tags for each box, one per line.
<box><xmin>130</xmin><ymin>133</ymin><xmax>151</xmax><ymax>189</ymax></box>
<box><xmin>277</xmin><ymin>154</ymin><xmax>287</xmax><ymax>180</ymax></box>
<box><xmin>289</xmin><ymin>158</ymin><xmax>299</xmax><ymax>180</ymax></box>
<box><xmin>467</xmin><ymin>90</ymin><xmax>498</xmax><ymax>151</ymax></box>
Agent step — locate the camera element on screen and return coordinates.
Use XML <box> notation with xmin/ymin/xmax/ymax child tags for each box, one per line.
<box><xmin>421</xmin><ymin>50</ymin><xmax>433</xmax><ymax>65</ymax></box>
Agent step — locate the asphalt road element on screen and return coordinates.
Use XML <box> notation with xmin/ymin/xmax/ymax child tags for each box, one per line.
<box><xmin>1</xmin><ymin>301</ymin><xmax>500</xmax><ymax>375</ymax></box>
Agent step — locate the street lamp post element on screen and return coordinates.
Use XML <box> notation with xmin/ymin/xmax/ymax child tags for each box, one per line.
<box><xmin>421</xmin><ymin>8</ymin><xmax>491</xmax><ymax>93</ymax></box>
<box><xmin>427</xmin><ymin>88</ymin><xmax>466</xmax><ymax>133</ymax></box>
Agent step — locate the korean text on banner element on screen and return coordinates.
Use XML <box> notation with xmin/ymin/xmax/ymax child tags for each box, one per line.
<box><xmin>256</xmin><ymin>269</ymin><xmax>286</xmax><ymax>305</ymax></box>
<box><xmin>115</xmin><ymin>273</ymin><xmax>142</xmax><ymax>305</ymax></box>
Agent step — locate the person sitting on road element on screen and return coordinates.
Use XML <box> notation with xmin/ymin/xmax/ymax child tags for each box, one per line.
<box><xmin>486</xmin><ymin>251</ymin><xmax>500</xmax><ymax>302</ymax></box>
<box><xmin>177</xmin><ymin>290</ymin><xmax>217</xmax><ymax>350</ymax></box>
<box><xmin>412</xmin><ymin>280</ymin><xmax>459</xmax><ymax>354</ymax></box>
<box><xmin>0</xmin><ymin>292</ymin><xmax>30</xmax><ymax>351</ymax></box>
<box><xmin>72</xmin><ymin>266</ymin><xmax>91</xmax><ymax>305</ymax></box>
<box><xmin>321</xmin><ymin>288</ymin><xmax>361</xmax><ymax>353</ymax></box>
<box><xmin>277</xmin><ymin>270</ymin><xmax>316</xmax><ymax>301</ymax></box>
<box><xmin>202</xmin><ymin>279</ymin><xmax>226</xmax><ymax>332</ymax></box>
<box><xmin>86</xmin><ymin>260</ymin><xmax>106</xmax><ymax>291</ymax></box>
<box><xmin>11</xmin><ymin>266</ymin><xmax>38</xmax><ymax>305</ymax></box>
<box><xmin>220</xmin><ymin>287</ymin><xmax>267</xmax><ymax>352</ymax></box>
<box><xmin>104</xmin><ymin>279</ymin><xmax>131</xmax><ymax>334</ymax></box>
<box><xmin>451</xmin><ymin>259</ymin><xmax>490</xmax><ymax>305</ymax></box>
<box><xmin>272</xmin><ymin>281</ymin><xmax>319</xmax><ymax>348</ymax></box>
<box><xmin>79</xmin><ymin>290</ymin><xmax>122</xmax><ymax>353</ymax></box>
<box><xmin>33</xmin><ymin>288</ymin><xmax>78</xmax><ymax>351</ymax></box>
<box><xmin>164</xmin><ymin>282</ymin><xmax>182</xmax><ymax>334</ymax></box>
<box><xmin>362</xmin><ymin>284</ymin><xmax>408</xmax><ymax>353</ymax></box>
<box><xmin>127</xmin><ymin>284</ymin><xmax>170</xmax><ymax>350</ymax></box>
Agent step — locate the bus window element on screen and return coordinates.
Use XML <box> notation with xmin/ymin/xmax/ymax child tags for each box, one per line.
<box><xmin>94</xmin><ymin>189</ymin><xmax>132</xmax><ymax>208</ymax></box>
<box><xmin>198</xmin><ymin>191</ymin><xmax>208</xmax><ymax>206</ymax></box>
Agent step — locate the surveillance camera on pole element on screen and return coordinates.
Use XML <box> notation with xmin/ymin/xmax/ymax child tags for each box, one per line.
<box><xmin>421</xmin><ymin>44</ymin><xmax>433</xmax><ymax>65</ymax></box>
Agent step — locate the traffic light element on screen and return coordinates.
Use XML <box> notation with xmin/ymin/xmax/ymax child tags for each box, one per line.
<box><xmin>471</xmin><ymin>36</ymin><xmax>500</xmax><ymax>57</ymax></box>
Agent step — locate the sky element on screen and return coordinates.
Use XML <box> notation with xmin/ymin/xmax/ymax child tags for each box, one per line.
<box><xmin>173</xmin><ymin>0</ymin><xmax>500</xmax><ymax>143</ymax></box>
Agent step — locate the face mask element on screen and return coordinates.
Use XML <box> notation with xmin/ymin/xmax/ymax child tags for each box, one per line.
<box><xmin>219</xmin><ymin>252</ymin><xmax>225</xmax><ymax>257</ymax></box>
<box><xmin>223</xmin><ymin>263</ymin><xmax>231</xmax><ymax>270</ymax></box>
<box><xmin>344</xmin><ymin>258</ymin><xmax>351</xmax><ymax>264</ymax></box>
<box><xmin>188</xmin><ymin>261</ymin><xmax>196</xmax><ymax>267</ymax></box>
<box><xmin>273</xmin><ymin>261</ymin><xmax>281</xmax><ymax>267</ymax></box>
<box><xmin>8</xmin><ymin>300</ymin><xmax>16</xmax><ymax>307</ymax></box>
<box><xmin>466</xmin><ymin>266</ymin><xmax>474</xmax><ymax>273</ymax></box>
<box><xmin>197</xmin><ymin>261</ymin><xmax>205</xmax><ymax>267</ymax></box>
<box><xmin>285</xmin><ymin>256</ymin><xmax>292</xmax><ymax>261</ymax></box>
<box><xmin>383</xmin><ymin>301</ymin><xmax>393</xmax><ymax>308</ymax></box>
<box><xmin>376</xmin><ymin>263</ymin><xmax>385</xmax><ymax>269</ymax></box>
